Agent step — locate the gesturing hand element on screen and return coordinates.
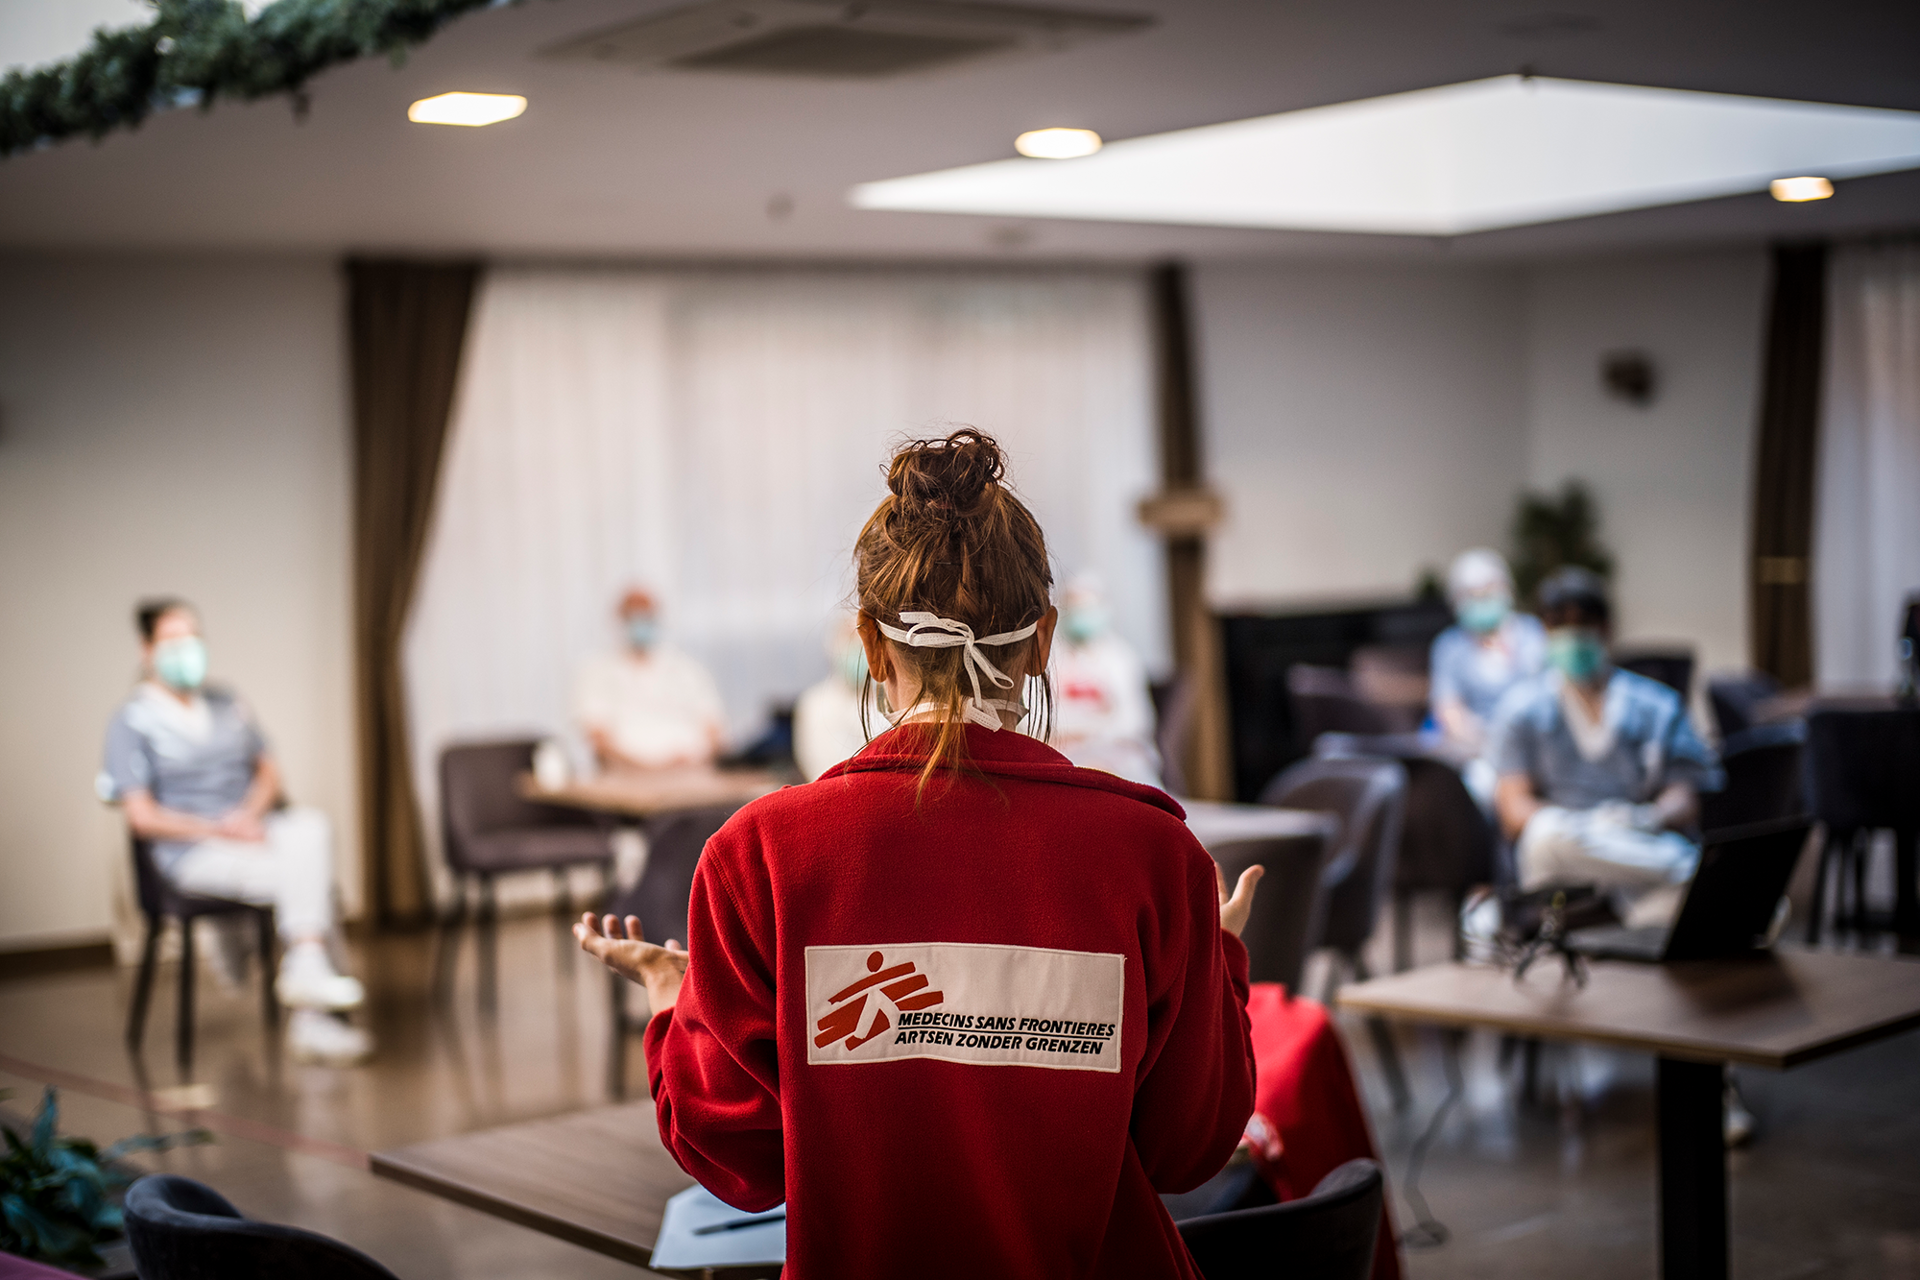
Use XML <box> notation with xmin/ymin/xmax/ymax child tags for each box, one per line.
<box><xmin>574</xmin><ymin>913</ymin><xmax>690</xmax><ymax>1014</ymax></box>
<box><xmin>1215</xmin><ymin>863</ymin><xmax>1265</xmax><ymax>940</ymax></box>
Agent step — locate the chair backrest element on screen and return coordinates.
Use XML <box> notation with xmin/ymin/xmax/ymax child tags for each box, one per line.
<box><xmin>124</xmin><ymin>1175</ymin><xmax>401</xmax><ymax>1280</ymax></box>
<box><xmin>1287</xmin><ymin>665</ymin><xmax>1398</xmax><ymax>751</ymax></box>
<box><xmin>608</xmin><ymin>805</ymin><xmax>740</xmax><ymax>947</ymax></box>
<box><xmin>439</xmin><ymin>739</ymin><xmax>593</xmax><ymax>873</ymax></box>
<box><xmin>1700</xmin><ymin>724</ymin><xmax>1806</xmax><ymax>834</ymax></box>
<box><xmin>1208</xmin><ymin>834</ymin><xmax>1333</xmax><ymax>993</ymax></box>
<box><xmin>1707</xmin><ymin>671</ymin><xmax>1782</xmax><ymax>740</ymax></box>
<box><xmin>1176</xmin><ymin>1158</ymin><xmax>1384</xmax><ymax>1280</ymax></box>
<box><xmin>1615</xmin><ymin>647</ymin><xmax>1695</xmax><ymax>702</ymax></box>
<box><xmin>1260</xmin><ymin>757</ymin><xmax>1406</xmax><ymax>956</ymax></box>
<box><xmin>1804</xmin><ymin>708</ymin><xmax>1920</xmax><ymax>831</ymax></box>
<box><xmin>1152</xmin><ymin>674</ymin><xmax>1197</xmax><ymax>796</ymax></box>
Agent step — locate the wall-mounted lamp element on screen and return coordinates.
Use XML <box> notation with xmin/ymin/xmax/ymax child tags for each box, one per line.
<box><xmin>1601</xmin><ymin>350</ymin><xmax>1657</xmax><ymax>407</ymax></box>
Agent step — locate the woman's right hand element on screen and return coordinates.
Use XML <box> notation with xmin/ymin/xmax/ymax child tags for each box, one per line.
<box><xmin>1215</xmin><ymin>864</ymin><xmax>1265</xmax><ymax>939</ymax></box>
<box><xmin>575</xmin><ymin>913</ymin><xmax>690</xmax><ymax>1013</ymax></box>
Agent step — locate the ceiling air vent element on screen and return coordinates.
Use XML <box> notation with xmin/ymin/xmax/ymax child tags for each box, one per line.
<box><xmin>542</xmin><ymin>0</ymin><xmax>1153</xmax><ymax>80</ymax></box>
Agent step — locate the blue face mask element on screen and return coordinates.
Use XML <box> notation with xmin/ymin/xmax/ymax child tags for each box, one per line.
<box><xmin>1063</xmin><ymin>605</ymin><xmax>1108</xmax><ymax>645</ymax></box>
<box><xmin>1547</xmin><ymin>627</ymin><xmax>1608</xmax><ymax>684</ymax></box>
<box><xmin>625</xmin><ymin>616</ymin><xmax>659</xmax><ymax>650</ymax></box>
<box><xmin>1456</xmin><ymin>593</ymin><xmax>1511</xmax><ymax>635</ymax></box>
<box><xmin>153</xmin><ymin>637</ymin><xmax>208</xmax><ymax>692</ymax></box>
<box><xmin>838</xmin><ymin>639</ymin><xmax>869</xmax><ymax>690</ymax></box>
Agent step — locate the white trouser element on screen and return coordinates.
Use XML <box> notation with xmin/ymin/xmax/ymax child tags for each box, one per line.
<box><xmin>167</xmin><ymin>808</ymin><xmax>336</xmax><ymax>941</ymax></box>
<box><xmin>1518</xmin><ymin>805</ymin><xmax>1699</xmax><ymax>927</ymax></box>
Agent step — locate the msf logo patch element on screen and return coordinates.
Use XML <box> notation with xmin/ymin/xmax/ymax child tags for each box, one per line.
<box><xmin>813</xmin><ymin>951</ymin><xmax>946</xmax><ymax>1052</ymax></box>
<box><xmin>804</xmin><ymin>941</ymin><xmax>1125</xmax><ymax>1073</ymax></box>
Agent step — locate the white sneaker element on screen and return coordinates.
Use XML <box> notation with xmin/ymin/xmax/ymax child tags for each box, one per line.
<box><xmin>275</xmin><ymin>943</ymin><xmax>365</xmax><ymax>1011</ymax></box>
<box><xmin>287</xmin><ymin>1010</ymin><xmax>373</xmax><ymax>1066</ymax></box>
<box><xmin>1724</xmin><ymin>1081</ymin><xmax>1756</xmax><ymax>1148</ymax></box>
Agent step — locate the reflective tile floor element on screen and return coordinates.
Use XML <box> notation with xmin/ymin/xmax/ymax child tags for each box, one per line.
<box><xmin>2</xmin><ymin>898</ymin><xmax>1918</xmax><ymax>1278</ymax></box>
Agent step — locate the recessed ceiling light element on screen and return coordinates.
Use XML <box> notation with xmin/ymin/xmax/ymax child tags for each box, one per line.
<box><xmin>408</xmin><ymin>92</ymin><xmax>528</xmax><ymax>127</ymax></box>
<box><xmin>1770</xmin><ymin>176</ymin><xmax>1835</xmax><ymax>202</ymax></box>
<box><xmin>853</xmin><ymin>77</ymin><xmax>1920</xmax><ymax>235</ymax></box>
<box><xmin>1015</xmin><ymin>127</ymin><xmax>1102</xmax><ymax>159</ymax></box>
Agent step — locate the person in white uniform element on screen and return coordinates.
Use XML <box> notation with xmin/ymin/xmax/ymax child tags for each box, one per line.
<box><xmin>792</xmin><ymin>617</ymin><xmax>872</xmax><ymax>782</ymax></box>
<box><xmin>98</xmin><ymin>600</ymin><xmax>370</xmax><ymax>1065</ymax></box>
<box><xmin>574</xmin><ymin>588</ymin><xmax>727</xmax><ymax>771</ymax></box>
<box><xmin>1047</xmin><ymin>575</ymin><xmax>1162</xmax><ymax>789</ymax></box>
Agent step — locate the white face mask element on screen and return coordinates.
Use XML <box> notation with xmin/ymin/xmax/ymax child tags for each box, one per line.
<box><xmin>874</xmin><ymin>611</ymin><xmax>1037</xmax><ymax>731</ymax></box>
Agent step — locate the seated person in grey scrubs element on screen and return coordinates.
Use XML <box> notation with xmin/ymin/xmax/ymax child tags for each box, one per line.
<box><xmin>1429</xmin><ymin>548</ymin><xmax>1547</xmax><ymax>756</ymax></box>
<box><xmin>99</xmin><ymin>600</ymin><xmax>371</xmax><ymax>1064</ymax></box>
<box><xmin>1488</xmin><ymin>568</ymin><xmax>1722</xmax><ymax>927</ymax></box>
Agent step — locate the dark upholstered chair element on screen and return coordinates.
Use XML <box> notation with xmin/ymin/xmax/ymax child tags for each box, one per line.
<box><xmin>1707</xmin><ymin>671</ymin><xmax>1782</xmax><ymax>741</ymax></box>
<box><xmin>1207</xmin><ymin>833</ymin><xmax>1334</xmax><ymax>996</ymax></box>
<box><xmin>1315</xmin><ymin>733</ymin><xmax>1495</xmax><ymax>970</ymax></box>
<box><xmin>1151</xmin><ymin>674</ymin><xmax>1198</xmax><ymax>796</ymax></box>
<box><xmin>1286</xmin><ymin>666</ymin><xmax>1400</xmax><ymax>755</ymax></box>
<box><xmin>1700</xmin><ymin>721</ymin><xmax>1806</xmax><ymax>835</ymax></box>
<box><xmin>605</xmin><ymin>804</ymin><xmax>742</xmax><ymax>1098</ymax></box>
<box><xmin>126</xmin><ymin>836</ymin><xmax>277</xmax><ymax>1074</ymax></box>
<box><xmin>124</xmin><ymin>1175</ymin><xmax>399</xmax><ymax>1280</ymax></box>
<box><xmin>434</xmin><ymin>740</ymin><xmax>616</xmax><ymax>1001</ymax></box>
<box><xmin>1804</xmin><ymin>708</ymin><xmax>1920</xmax><ymax>943</ymax></box>
<box><xmin>1175</xmin><ymin>1158</ymin><xmax>1385</xmax><ymax>1280</ymax></box>
<box><xmin>1615</xmin><ymin>647</ymin><xmax>1695</xmax><ymax>702</ymax></box>
<box><xmin>1260</xmin><ymin>757</ymin><xmax>1410</xmax><ymax>1109</ymax></box>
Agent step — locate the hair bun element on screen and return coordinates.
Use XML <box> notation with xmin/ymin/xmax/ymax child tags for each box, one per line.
<box><xmin>886</xmin><ymin>428</ymin><xmax>1005</xmax><ymax>520</ymax></box>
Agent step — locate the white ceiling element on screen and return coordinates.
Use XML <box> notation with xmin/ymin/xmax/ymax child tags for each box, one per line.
<box><xmin>0</xmin><ymin>0</ymin><xmax>1916</xmax><ymax>262</ymax></box>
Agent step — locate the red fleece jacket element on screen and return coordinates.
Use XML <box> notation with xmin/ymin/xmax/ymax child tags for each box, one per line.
<box><xmin>644</xmin><ymin>724</ymin><xmax>1256</xmax><ymax>1279</ymax></box>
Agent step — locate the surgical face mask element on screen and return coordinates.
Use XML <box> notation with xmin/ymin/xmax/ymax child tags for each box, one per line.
<box><xmin>838</xmin><ymin>638</ymin><xmax>869</xmax><ymax>690</ymax></box>
<box><xmin>1062</xmin><ymin>604</ymin><xmax>1108</xmax><ymax>645</ymax></box>
<box><xmin>153</xmin><ymin>636</ymin><xmax>208</xmax><ymax>692</ymax></box>
<box><xmin>1546</xmin><ymin>627</ymin><xmax>1608</xmax><ymax>684</ymax></box>
<box><xmin>1456</xmin><ymin>593</ymin><xmax>1511</xmax><ymax>635</ymax></box>
<box><xmin>625</xmin><ymin>616</ymin><xmax>658</xmax><ymax>650</ymax></box>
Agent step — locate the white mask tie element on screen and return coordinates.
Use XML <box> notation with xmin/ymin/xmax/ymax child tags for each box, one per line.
<box><xmin>875</xmin><ymin>610</ymin><xmax>1038</xmax><ymax>731</ymax></box>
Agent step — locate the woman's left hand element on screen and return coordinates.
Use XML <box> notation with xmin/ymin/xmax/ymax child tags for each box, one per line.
<box><xmin>574</xmin><ymin>913</ymin><xmax>690</xmax><ymax>1013</ymax></box>
<box><xmin>1215</xmin><ymin>863</ymin><xmax>1265</xmax><ymax>939</ymax></box>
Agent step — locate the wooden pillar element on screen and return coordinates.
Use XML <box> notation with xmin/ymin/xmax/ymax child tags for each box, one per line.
<box><xmin>1141</xmin><ymin>263</ymin><xmax>1233</xmax><ymax>800</ymax></box>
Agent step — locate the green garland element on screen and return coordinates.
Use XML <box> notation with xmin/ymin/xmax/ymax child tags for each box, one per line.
<box><xmin>0</xmin><ymin>0</ymin><xmax>511</xmax><ymax>158</ymax></box>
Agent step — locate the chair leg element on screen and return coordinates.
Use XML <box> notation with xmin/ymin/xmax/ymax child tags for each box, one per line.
<box><xmin>256</xmin><ymin>909</ymin><xmax>280</xmax><ymax>1029</ymax></box>
<box><xmin>1851</xmin><ymin>830</ymin><xmax>1871</xmax><ymax>936</ymax></box>
<box><xmin>478</xmin><ymin>873</ymin><xmax>498</xmax><ymax>1013</ymax></box>
<box><xmin>1393</xmin><ymin>889</ymin><xmax>1414</xmax><ymax>973</ymax></box>
<box><xmin>1805</xmin><ymin>835</ymin><xmax>1832</xmax><ymax>945</ymax></box>
<box><xmin>126</xmin><ymin>917</ymin><xmax>161</xmax><ymax>1052</ymax></box>
<box><xmin>433</xmin><ymin>876</ymin><xmax>469</xmax><ymax>1000</ymax></box>
<box><xmin>176</xmin><ymin>918</ymin><xmax>196</xmax><ymax>1076</ymax></box>
<box><xmin>607</xmin><ymin>969</ymin><xmax>628</xmax><ymax>1101</ymax></box>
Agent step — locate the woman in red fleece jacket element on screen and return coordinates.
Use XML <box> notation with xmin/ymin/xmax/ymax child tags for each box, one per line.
<box><xmin>577</xmin><ymin>429</ymin><xmax>1263</xmax><ymax>1279</ymax></box>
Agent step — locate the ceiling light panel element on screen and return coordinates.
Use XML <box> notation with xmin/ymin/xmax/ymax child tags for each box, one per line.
<box><xmin>852</xmin><ymin>77</ymin><xmax>1920</xmax><ymax>235</ymax></box>
<box><xmin>409</xmin><ymin>92</ymin><xmax>527</xmax><ymax>126</ymax></box>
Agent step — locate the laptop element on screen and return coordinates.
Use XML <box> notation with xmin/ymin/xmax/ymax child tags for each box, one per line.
<box><xmin>1565</xmin><ymin>817</ymin><xmax>1812</xmax><ymax>963</ymax></box>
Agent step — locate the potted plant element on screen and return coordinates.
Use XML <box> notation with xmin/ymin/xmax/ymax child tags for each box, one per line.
<box><xmin>1</xmin><ymin>1087</ymin><xmax>208</xmax><ymax>1276</ymax></box>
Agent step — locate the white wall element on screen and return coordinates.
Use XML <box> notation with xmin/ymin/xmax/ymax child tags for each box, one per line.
<box><xmin>0</xmin><ymin>254</ymin><xmax>357</xmax><ymax>952</ymax></box>
<box><xmin>1523</xmin><ymin>249</ymin><xmax>1769</xmax><ymax>681</ymax></box>
<box><xmin>1192</xmin><ymin>260</ymin><xmax>1529</xmax><ymax>606</ymax></box>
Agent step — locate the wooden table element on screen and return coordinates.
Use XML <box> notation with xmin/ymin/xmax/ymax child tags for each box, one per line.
<box><xmin>521</xmin><ymin>766</ymin><xmax>783</xmax><ymax>819</ymax></box>
<box><xmin>1338</xmin><ymin>949</ymin><xmax>1920</xmax><ymax>1280</ymax></box>
<box><xmin>372</xmin><ymin>1103</ymin><xmax>695</xmax><ymax>1270</ymax></box>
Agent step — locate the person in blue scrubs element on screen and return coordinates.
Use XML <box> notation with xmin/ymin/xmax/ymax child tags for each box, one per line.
<box><xmin>1429</xmin><ymin>549</ymin><xmax>1547</xmax><ymax>758</ymax></box>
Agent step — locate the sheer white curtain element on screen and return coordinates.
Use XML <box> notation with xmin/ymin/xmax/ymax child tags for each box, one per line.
<box><xmin>405</xmin><ymin>265</ymin><xmax>1163</xmax><ymax>862</ymax></box>
<box><xmin>1814</xmin><ymin>241</ymin><xmax>1920</xmax><ymax>686</ymax></box>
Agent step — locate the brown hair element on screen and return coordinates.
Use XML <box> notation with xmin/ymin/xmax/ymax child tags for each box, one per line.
<box><xmin>854</xmin><ymin>429</ymin><xmax>1054</xmax><ymax>796</ymax></box>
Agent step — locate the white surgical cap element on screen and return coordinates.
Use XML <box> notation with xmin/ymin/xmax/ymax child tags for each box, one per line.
<box><xmin>1447</xmin><ymin>548</ymin><xmax>1513</xmax><ymax>605</ymax></box>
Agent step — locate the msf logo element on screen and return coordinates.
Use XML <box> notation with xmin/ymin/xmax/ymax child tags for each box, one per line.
<box><xmin>814</xmin><ymin>951</ymin><xmax>944</xmax><ymax>1052</ymax></box>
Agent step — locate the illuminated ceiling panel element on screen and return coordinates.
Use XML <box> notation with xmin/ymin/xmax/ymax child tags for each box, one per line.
<box><xmin>850</xmin><ymin>76</ymin><xmax>1920</xmax><ymax>235</ymax></box>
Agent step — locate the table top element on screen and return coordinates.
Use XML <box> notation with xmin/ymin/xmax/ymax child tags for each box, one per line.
<box><xmin>371</xmin><ymin>1103</ymin><xmax>693</xmax><ymax>1269</ymax></box>
<box><xmin>1181</xmin><ymin>800</ymin><xmax>1337</xmax><ymax>849</ymax></box>
<box><xmin>1336</xmin><ymin>948</ymin><xmax>1920</xmax><ymax>1069</ymax></box>
<box><xmin>521</xmin><ymin>766</ymin><xmax>783</xmax><ymax>818</ymax></box>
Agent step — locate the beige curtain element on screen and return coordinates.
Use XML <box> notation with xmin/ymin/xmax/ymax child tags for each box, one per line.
<box><xmin>348</xmin><ymin>259</ymin><xmax>479</xmax><ymax>927</ymax></box>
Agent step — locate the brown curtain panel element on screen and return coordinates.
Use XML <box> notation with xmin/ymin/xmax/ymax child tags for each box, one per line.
<box><xmin>348</xmin><ymin>259</ymin><xmax>480</xmax><ymax>927</ymax></box>
<box><xmin>1749</xmin><ymin>243</ymin><xmax>1827</xmax><ymax>688</ymax></box>
<box><xmin>1150</xmin><ymin>263</ymin><xmax>1233</xmax><ymax>800</ymax></box>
